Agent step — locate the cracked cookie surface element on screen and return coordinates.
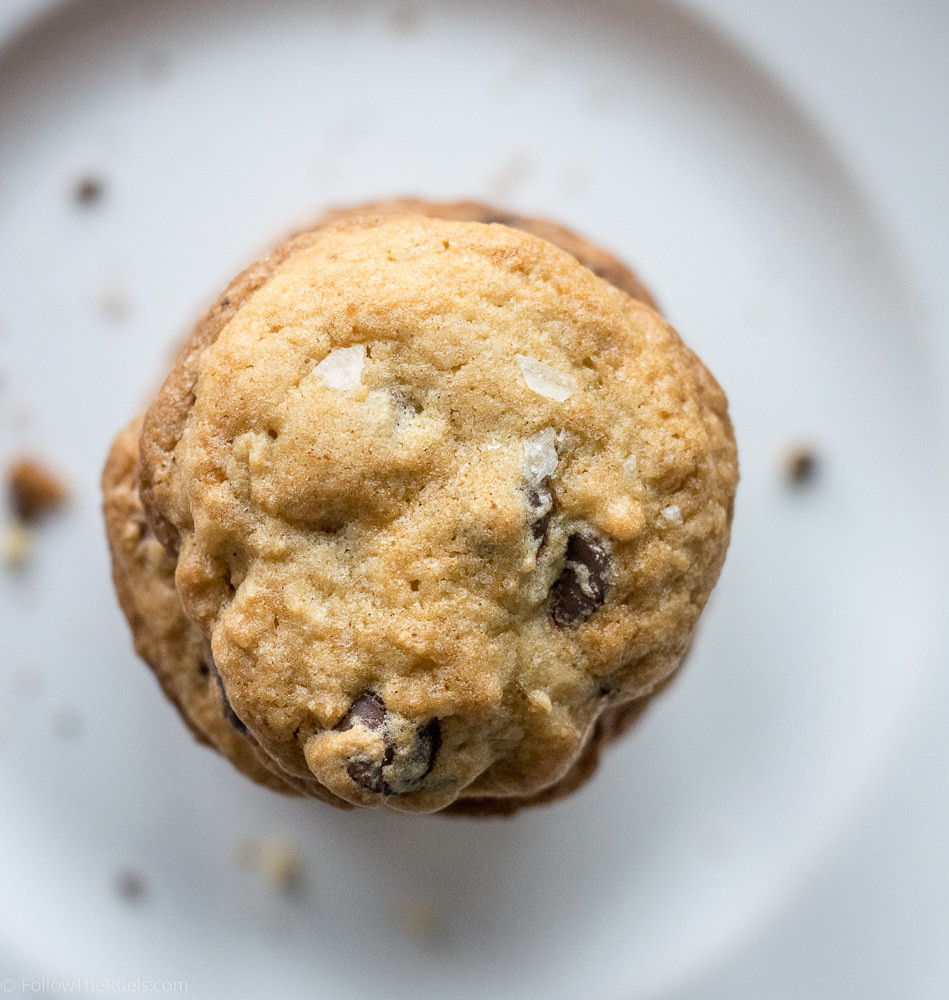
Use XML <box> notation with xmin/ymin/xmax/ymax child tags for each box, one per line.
<box><xmin>105</xmin><ymin>200</ymin><xmax>737</xmax><ymax>814</ymax></box>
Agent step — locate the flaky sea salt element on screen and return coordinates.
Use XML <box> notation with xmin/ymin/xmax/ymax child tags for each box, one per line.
<box><xmin>524</xmin><ymin>428</ymin><xmax>559</xmax><ymax>486</ymax></box>
<box><xmin>661</xmin><ymin>504</ymin><xmax>683</xmax><ymax>525</ymax></box>
<box><xmin>622</xmin><ymin>455</ymin><xmax>638</xmax><ymax>479</ymax></box>
<box><xmin>515</xmin><ymin>354</ymin><xmax>578</xmax><ymax>402</ymax></box>
<box><xmin>528</xmin><ymin>690</ymin><xmax>553</xmax><ymax>713</ymax></box>
<box><xmin>315</xmin><ymin>344</ymin><xmax>365</xmax><ymax>391</ymax></box>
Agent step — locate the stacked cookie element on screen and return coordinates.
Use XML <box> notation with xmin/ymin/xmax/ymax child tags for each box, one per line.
<box><xmin>103</xmin><ymin>201</ymin><xmax>737</xmax><ymax>815</ymax></box>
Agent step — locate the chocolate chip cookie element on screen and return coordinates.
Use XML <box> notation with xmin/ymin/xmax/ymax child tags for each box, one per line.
<box><xmin>103</xmin><ymin>200</ymin><xmax>737</xmax><ymax>814</ymax></box>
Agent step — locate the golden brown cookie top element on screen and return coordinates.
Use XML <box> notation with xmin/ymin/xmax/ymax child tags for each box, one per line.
<box><xmin>139</xmin><ymin>213</ymin><xmax>736</xmax><ymax>813</ymax></box>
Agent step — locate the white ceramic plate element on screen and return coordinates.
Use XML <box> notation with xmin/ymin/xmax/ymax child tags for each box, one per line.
<box><xmin>1</xmin><ymin>1</ymin><xmax>947</xmax><ymax>997</ymax></box>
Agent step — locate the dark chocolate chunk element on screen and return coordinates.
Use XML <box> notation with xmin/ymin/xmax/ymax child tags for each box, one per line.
<box><xmin>479</xmin><ymin>211</ymin><xmax>519</xmax><ymax>227</ymax></box>
<box><xmin>335</xmin><ymin>692</ymin><xmax>439</xmax><ymax>794</ymax></box>
<box><xmin>219</xmin><ymin>689</ymin><xmax>249</xmax><ymax>735</ymax></box>
<box><xmin>206</xmin><ymin>652</ymin><xmax>249</xmax><ymax>735</ymax></box>
<box><xmin>337</xmin><ymin>692</ymin><xmax>390</xmax><ymax>793</ymax></box>
<box><xmin>407</xmin><ymin>717</ymin><xmax>441</xmax><ymax>783</ymax></box>
<box><xmin>346</xmin><ymin>757</ymin><xmax>387</xmax><ymax>795</ymax></box>
<box><xmin>526</xmin><ymin>487</ymin><xmax>553</xmax><ymax>542</ymax></box>
<box><xmin>551</xmin><ymin>531</ymin><xmax>610</xmax><ymax>626</ymax></box>
<box><xmin>390</xmin><ymin>388</ymin><xmax>424</xmax><ymax>431</ymax></box>
<box><xmin>337</xmin><ymin>692</ymin><xmax>386</xmax><ymax>733</ymax></box>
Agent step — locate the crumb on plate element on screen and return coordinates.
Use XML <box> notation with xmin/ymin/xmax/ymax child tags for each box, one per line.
<box><xmin>400</xmin><ymin>899</ymin><xmax>440</xmax><ymax>940</ymax></box>
<box><xmin>784</xmin><ymin>445</ymin><xmax>819</xmax><ymax>486</ymax></box>
<box><xmin>115</xmin><ymin>867</ymin><xmax>147</xmax><ymax>902</ymax></box>
<box><xmin>2</xmin><ymin>520</ymin><xmax>34</xmax><ymax>569</ymax></box>
<box><xmin>73</xmin><ymin>175</ymin><xmax>105</xmax><ymax>206</ymax></box>
<box><xmin>7</xmin><ymin>456</ymin><xmax>69</xmax><ymax>521</ymax></box>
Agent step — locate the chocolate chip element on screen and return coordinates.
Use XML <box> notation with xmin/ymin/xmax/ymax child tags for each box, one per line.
<box><xmin>526</xmin><ymin>488</ymin><xmax>553</xmax><ymax>542</ymax></box>
<box><xmin>384</xmin><ymin>713</ymin><xmax>440</xmax><ymax>794</ymax></box>
<box><xmin>480</xmin><ymin>211</ymin><xmax>519</xmax><ymax>227</ymax></box>
<box><xmin>346</xmin><ymin>756</ymin><xmax>388</xmax><ymax>794</ymax></box>
<box><xmin>551</xmin><ymin>531</ymin><xmax>610</xmax><ymax>626</ymax></box>
<box><xmin>337</xmin><ymin>691</ymin><xmax>386</xmax><ymax>733</ymax></box>
<box><xmin>220</xmin><ymin>690</ymin><xmax>249</xmax><ymax>735</ymax></box>
<box><xmin>390</xmin><ymin>387</ymin><xmax>424</xmax><ymax>428</ymax></box>
<box><xmin>335</xmin><ymin>693</ymin><xmax>439</xmax><ymax>795</ymax></box>
<box><xmin>404</xmin><ymin>717</ymin><xmax>441</xmax><ymax>783</ymax></box>
<box><xmin>206</xmin><ymin>652</ymin><xmax>249</xmax><ymax>735</ymax></box>
<box><xmin>336</xmin><ymin>692</ymin><xmax>391</xmax><ymax>793</ymax></box>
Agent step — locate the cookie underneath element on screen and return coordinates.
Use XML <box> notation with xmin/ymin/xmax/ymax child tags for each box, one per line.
<box><xmin>103</xmin><ymin>199</ymin><xmax>737</xmax><ymax>815</ymax></box>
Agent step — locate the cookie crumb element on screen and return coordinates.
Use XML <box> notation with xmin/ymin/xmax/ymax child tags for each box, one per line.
<box><xmin>784</xmin><ymin>445</ymin><xmax>818</xmax><ymax>486</ymax></box>
<box><xmin>115</xmin><ymin>868</ymin><xmax>147</xmax><ymax>902</ymax></box>
<box><xmin>400</xmin><ymin>900</ymin><xmax>439</xmax><ymax>940</ymax></box>
<box><xmin>100</xmin><ymin>290</ymin><xmax>130</xmax><ymax>321</ymax></box>
<box><xmin>73</xmin><ymin>175</ymin><xmax>104</xmax><ymax>206</ymax></box>
<box><xmin>261</xmin><ymin>840</ymin><xmax>302</xmax><ymax>893</ymax></box>
<box><xmin>236</xmin><ymin>836</ymin><xmax>302</xmax><ymax>893</ymax></box>
<box><xmin>7</xmin><ymin>457</ymin><xmax>69</xmax><ymax>521</ymax></box>
<box><xmin>2</xmin><ymin>520</ymin><xmax>34</xmax><ymax>568</ymax></box>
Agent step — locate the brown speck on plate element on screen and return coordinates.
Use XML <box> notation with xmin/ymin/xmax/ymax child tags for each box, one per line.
<box><xmin>260</xmin><ymin>839</ymin><xmax>302</xmax><ymax>894</ymax></box>
<box><xmin>73</xmin><ymin>175</ymin><xmax>104</xmax><ymax>206</ymax></box>
<box><xmin>7</xmin><ymin>456</ymin><xmax>69</xmax><ymax>521</ymax></box>
<box><xmin>400</xmin><ymin>899</ymin><xmax>440</xmax><ymax>940</ymax></box>
<box><xmin>115</xmin><ymin>868</ymin><xmax>148</xmax><ymax>902</ymax></box>
<box><xmin>100</xmin><ymin>290</ymin><xmax>130</xmax><ymax>321</ymax></box>
<box><xmin>235</xmin><ymin>836</ymin><xmax>303</xmax><ymax>894</ymax></box>
<box><xmin>784</xmin><ymin>445</ymin><xmax>819</xmax><ymax>486</ymax></box>
<box><xmin>390</xmin><ymin>3</ymin><xmax>421</xmax><ymax>33</ymax></box>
